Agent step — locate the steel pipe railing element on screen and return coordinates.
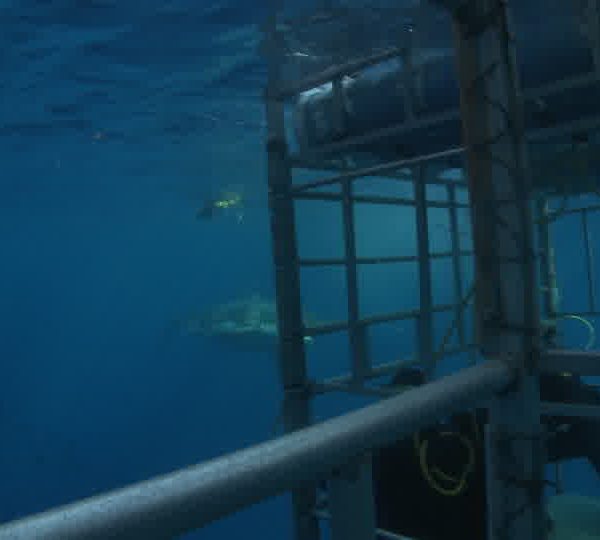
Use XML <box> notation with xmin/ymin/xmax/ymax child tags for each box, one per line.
<box><xmin>541</xmin><ymin>349</ymin><xmax>600</xmax><ymax>376</ymax></box>
<box><xmin>0</xmin><ymin>360</ymin><xmax>513</xmax><ymax>540</ymax></box>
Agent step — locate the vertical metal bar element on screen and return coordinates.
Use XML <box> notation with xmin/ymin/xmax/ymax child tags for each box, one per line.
<box><xmin>485</xmin><ymin>375</ymin><xmax>545</xmax><ymax>540</ymax></box>
<box><xmin>400</xmin><ymin>33</ymin><xmax>417</xmax><ymax>121</ymax></box>
<box><xmin>577</xmin><ymin>0</ymin><xmax>600</xmax><ymax>74</ymax></box>
<box><xmin>591</xmin><ymin>0</ymin><xmax>600</xmax><ymax>74</ymax></box>
<box><xmin>535</xmin><ymin>198</ymin><xmax>563</xmax><ymax>493</ymax></box>
<box><xmin>329</xmin><ymin>457</ymin><xmax>376</xmax><ymax>540</ymax></box>
<box><xmin>331</xmin><ymin>77</ymin><xmax>347</xmax><ymax>140</ymax></box>
<box><xmin>449</xmin><ymin>0</ymin><xmax>545</xmax><ymax>538</ymax></box>
<box><xmin>414</xmin><ymin>163</ymin><xmax>435</xmax><ymax>379</ymax></box>
<box><xmin>581</xmin><ymin>208</ymin><xmax>596</xmax><ymax>312</ymax></box>
<box><xmin>263</xmin><ymin>4</ymin><xmax>320</xmax><ymax>540</ymax></box>
<box><xmin>448</xmin><ymin>184</ymin><xmax>466</xmax><ymax>350</ymax></box>
<box><xmin>342</xmin><ymin>180</ymin><xmax>369</xmax><ymax>383</ymax></box>
<box><xmin>554</xmin><ymin>461</ymin><xmax>564</xmax><ymax>495</ymax></box>
<box><xmin>536</xmin><ymin>197</ymin><xmax>560</xmax><ymax>348</ymax></box>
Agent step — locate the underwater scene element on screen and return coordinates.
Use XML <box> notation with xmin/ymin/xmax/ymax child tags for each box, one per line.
<box><xmin>1</xmin><ymin>1</ymin><xmax>600</xmax><ymax>539</ymax></box>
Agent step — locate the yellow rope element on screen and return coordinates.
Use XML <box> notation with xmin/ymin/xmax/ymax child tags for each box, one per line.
<box><xmin>413</xmin><ymin>416</ymin><xmax>478</xmax><ymax>497</ymax></box>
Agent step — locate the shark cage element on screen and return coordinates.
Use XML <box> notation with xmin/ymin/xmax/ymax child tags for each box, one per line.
<box><xmin>1</xmin><ymin>1</ymin><xmax>600</xmax><ymax>540</ymax></box>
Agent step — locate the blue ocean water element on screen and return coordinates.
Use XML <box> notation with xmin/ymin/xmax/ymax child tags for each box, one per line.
<box><xmin>1</xmin><ymin>2</ymin><xmax>599</xmax><ymax>540</ymax></box>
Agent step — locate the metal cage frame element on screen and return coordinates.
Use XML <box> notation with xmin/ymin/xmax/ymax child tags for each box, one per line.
<box><xmin>1</xmin><ymin>2</ymin><xmax>600</xmax><ymax>540</ymax></box>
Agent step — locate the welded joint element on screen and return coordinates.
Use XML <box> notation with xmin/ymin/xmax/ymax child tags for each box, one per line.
<box><xmin>490</xmin><ymin>350</ymin><xmax>546</xmax><ymax>395</ymax></box>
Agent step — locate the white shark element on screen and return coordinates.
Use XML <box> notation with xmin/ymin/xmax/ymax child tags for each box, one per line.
<box><xmin>174</xmin><ymin>294</ymin><xmax>314</xmax><ymax>350</ymax></box>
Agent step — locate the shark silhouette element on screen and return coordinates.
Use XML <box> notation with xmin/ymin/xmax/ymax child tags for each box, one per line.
<box><xmin>171</xmin><ymin>294</ymin><xmax>315</xmax><ymax>350</ymax></box>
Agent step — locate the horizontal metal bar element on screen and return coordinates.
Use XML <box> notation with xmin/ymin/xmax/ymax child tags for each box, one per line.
<box><xmin>305</xmin><ymin>303</ymin><xmax>458</xmax><ymax>337</ymax></box>
<box><xmin>424</xmin><ymin>250</ymin><xmax>475</xmax><ymax>260</ymax></box>
<box><xmin>293</xmin><ymin>110</ymin><xmax>600</xmax><ymax>183</ymax></box>
<box><xmin>313</xmin><ymin>381</ymin><xmax>399</xmax><ymax>399</ymax></box>
<box><xmin>540</xmin><ymin>402</ymin><xmax>600</xmax><ymax>419</ymax></box>
<box><xmin>0</xmin><ymin>361</ymin><xmax>513</xmax><ymax>540</ymax></box>
<box><xmin>311</xmin><ymin>346</ymin><xmax>480</xmax><ymax>399</ymax></box>
<box><xmin>546</xmin><ymin>204</ymin><xmax>600</xmax><ymax>218</ymax></box>
<box><xmin>274</xmin><ymin>47</ymin><xmax>405</xmax><ymax>99</ymax></box>
<box><xmin>293</xmin><ymin>192</ymin><xmax>413</xmax><ymax>205</ymax></box>
<box><xmin>527</xmin><ymin>71</ymin><xmax>599</xmax><ymax>104</ymax></box>
<box><xmin>291</xmin><ymin>158</ymin><xmax>469</xmax><ymax>189</ymax></box>
<box><xmin>541</xmin><ymin>349</ymin><xmax>600</xmax><ymax>376</ymax></box>
<box><xmin>373</xmin><ymin>303</ymin><xmax>458</xmax><ymax>321</ymax></box>
<box><xmin>368</xmin><ymin>360</ymin><xmax>415</xmax><ymax>378</ymax></box>
<box><xmin>293</xmin><ymin>191</ymin><xmax>469</xmax><ymax>209</ymax></box>
<box><xmin>299</xmin><ymin>257</ymin><xmax>350</xmax><ymax>266</ymax></box>
<box><xmin>296</xmin><ymin>109</ymin><xmax>461</xmax><ymax>159</ymax></box>
<box><xmin>305</xmin><ymin>319</ymin><xmax>352</xmax><ymax>336</ymax></box>
<box><xmin>528</xmin><ymin>112</ymin><xmax>600</xmax><ymax>143</ymax></box>
<box><xmin>292</xmin><ymin>147</ymin><xmax>465</xmax><ymax>193</ymax></box>
<box><xmin>310</xmin><ymin>359</ymin><xmax>421</xmax><ymax>398</ymax></box>
<box><xmin>299</xmin><ymin>250</ymin><xmax>474</xmax><ymax>267</ymax></box>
